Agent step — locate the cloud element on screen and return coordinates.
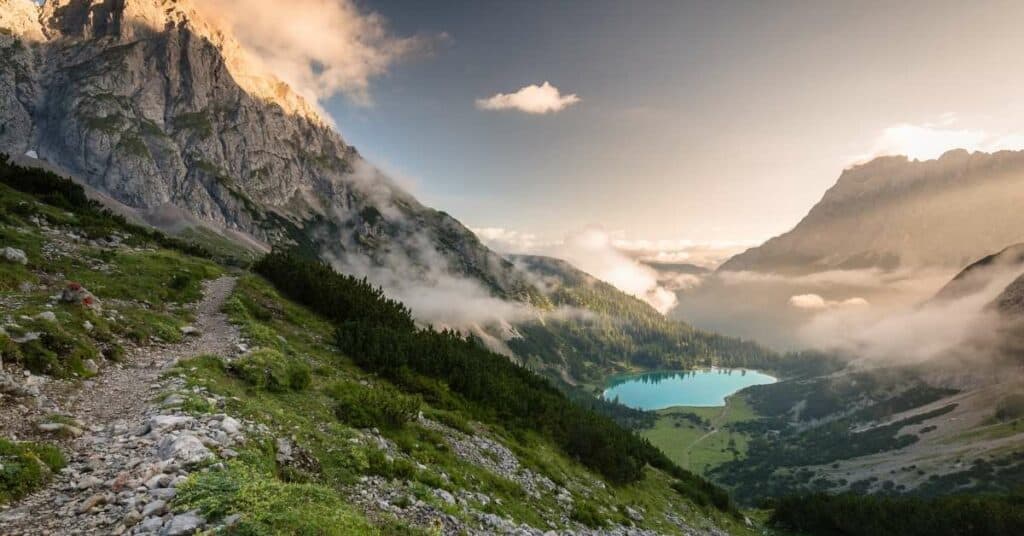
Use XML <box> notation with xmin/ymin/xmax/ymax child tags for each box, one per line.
<box><xmin>198</xmin><ymin>0</ymin><xmax>438</xmax><ymax>108</ymax></box>
<box><xmin>475</xmin><ymin>225</ymin><xmax>679</xmax><ymax>314</ymax></box>
<box><xmin>470</xmin><ymin>227</ymin><xmax>552</xmax><ymax>254</ymax></box>
<box><xmin>612</xmin><ymin>238</ymin><xmax>759</xmax><ymax>270</ymax></box>
<box><xmin>853</xmin><ymin>114</ymin><xmax>1024</xmax><ymax>163</ymax></box>
<box><xmin>476</xmin><ymin>82</ymin><xmax>580</xmax><ymax>114</ymax></box>
<box><xmin>788</xmin><ymin>293</ymin><xmax>869</xmax><ymax>310</ymax></box>
<box><xmin>797</xmin><ymin>266</ymin><xmax>1022</xmax><ymax>365</ymax></box>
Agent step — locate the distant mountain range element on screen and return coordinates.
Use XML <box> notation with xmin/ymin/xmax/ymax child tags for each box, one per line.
<box><xmin>719</xmin><ymin>150</ymin><xmax>1024</xmax><ymax>274</ymax></box>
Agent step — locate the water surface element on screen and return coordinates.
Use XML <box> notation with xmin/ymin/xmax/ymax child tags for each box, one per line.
<box><xmin>602</xmin><ymin>368</ymin><xmax>777</xmax><ymax>409</ymax></box>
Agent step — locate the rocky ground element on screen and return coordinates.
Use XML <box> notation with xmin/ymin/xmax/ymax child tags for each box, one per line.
<box><xmin>0</xmin><ymin>277</ymin><xmax>244</xmax><ymax>535</ymax></box>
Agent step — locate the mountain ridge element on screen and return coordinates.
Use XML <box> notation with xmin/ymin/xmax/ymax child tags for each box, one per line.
<box><xmin>0</xmin><ymin>0</ymin><xmax>542</xmax><ymax>306</ymax></box>
<box><xmin>719</xmin><ymin>149</ymin><xmax>1024</xmax><ymax>274</ymax></box>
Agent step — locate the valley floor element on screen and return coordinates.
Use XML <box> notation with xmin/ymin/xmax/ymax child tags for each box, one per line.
<box><xmin>641</xmin><ymin>397</ymin><xmax>758</xmax><ymax>476</ymax></box>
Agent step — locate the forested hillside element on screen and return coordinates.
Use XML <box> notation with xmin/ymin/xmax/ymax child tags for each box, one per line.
<box><xmin>508</xmin><ymin>255</ymin><xmax>781</xmax><ymax>383</ymax></box>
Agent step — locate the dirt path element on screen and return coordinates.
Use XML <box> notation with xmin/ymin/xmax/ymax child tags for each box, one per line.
<box><xmin>0</xmin><ymin>276</ymin><xmax>240</xmax><ymax>535</ymax></box>
<box><xmin>61</xmin><ymin>277</ymin><xmax>239</xmax><ymax>426</ymax></box>
<box><xmin>682</xmin><ymin>403</ymin><xmax>731</xmax><ymax>469</ymax></box>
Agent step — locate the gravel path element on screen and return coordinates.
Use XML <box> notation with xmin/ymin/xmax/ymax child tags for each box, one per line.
<box><xmin>0</xmin><ymin>276</ymin><xmax>241</xmax><ymax>535</ymax></box>
<box><xmin>62</xmin><ymin>276</ymin><xmax>239</xmax><ymax>426</ymax></box>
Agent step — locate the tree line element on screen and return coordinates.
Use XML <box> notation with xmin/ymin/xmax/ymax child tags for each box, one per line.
<box><xmin>254</xmin><ymin>250</ymin><xmax>733</xmax><ymax>511</ymax></box>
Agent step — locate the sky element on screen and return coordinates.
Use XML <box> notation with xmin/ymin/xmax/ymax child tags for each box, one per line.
<box><xmin>201</xmin><ymin>0</ymin><xmax>1024</xmax><ymax>267</ymax></box>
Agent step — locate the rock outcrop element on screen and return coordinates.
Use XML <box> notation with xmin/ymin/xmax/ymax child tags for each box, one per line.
<box><xmin>0</xmin><ymin>0</ymin><xmax>537</xmax><ymax>302</ymax></box>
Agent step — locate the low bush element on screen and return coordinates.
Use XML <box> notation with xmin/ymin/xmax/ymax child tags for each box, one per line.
<box><xmin>230</xmin><ymin>349</ymin><xmax>311</xmax><ymax>392</ymax></box>
<box><xmin>570</xmin><ymin>500</ymin><xmax>606</xmax><ymax>528</ymax></box>
<box><xmin>0</xmin><ymin>439</ymin><xmax>66</xmax><ymax>504</ymax></box>
<box><xmin>176</xmin><ymin>462</ymin><xmax>378</xmax><ymax>535</ymax></box>
<box><xmin>326</xmin><ymin>381</ymin><xmax>421</xmax><ymax>429</ymax></box>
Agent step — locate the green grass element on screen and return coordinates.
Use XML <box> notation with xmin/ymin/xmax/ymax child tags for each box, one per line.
<box><xmin>0</xmin><ymin>439</ymin><xmax>66</xmax><ymax>504</ymax></box>
<box><xmin>946</xmin><ymin>419</ymin><xmax>1024</xmax><ymax>444</ymax></box>
<box><xmin>176</xmin><ymin>455</ymin><xmax>381</xmax><ymax>535</ymax></box>
<box><xmin>642</xmin><ymin>396</ymin><xmax>759</xmax><ymax>475</ymax></box>
<box><xmin>176</xmin><ymin>226</ymin><xmax>258</xmax><ymax>267</ymax></box>
<box><xmin>164</xmin><ymin>275</ymin><xmax>759</xmax><ymax>535</ymax></box>
<box><xmin>0</xmin><ymin>181</ymin><xmax>223</xmax><ymax>376</ymax></box>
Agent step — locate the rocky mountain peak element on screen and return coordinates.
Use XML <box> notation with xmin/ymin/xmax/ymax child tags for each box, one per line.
<box><xmin>0</xmin><ymin>0</ymin><xmax>43</xmax><ymax>41</ymax></box>
<box><xmin>0</xmin><ymin>0</ymin><xmax>539</xmax><ymax>309</ymax></box>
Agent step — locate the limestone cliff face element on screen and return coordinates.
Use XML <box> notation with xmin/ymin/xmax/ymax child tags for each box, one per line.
<box><xmin>719</xmin><ymin>150</ymin><xmax>1024</xmax><ymax>274</ymax></box>
<box><xmin>0</xmin><ymin>0</ymin><xmax>537</xmax><ymax>301</ymax></box>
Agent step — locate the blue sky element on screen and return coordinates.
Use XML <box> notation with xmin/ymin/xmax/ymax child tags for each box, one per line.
<box><xmin>312</xmin><ymin>0</ymin><xmax>1024</xmax><ymax>253</ymax></box>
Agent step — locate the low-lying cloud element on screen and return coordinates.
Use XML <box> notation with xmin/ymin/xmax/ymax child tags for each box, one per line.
<box><xmin>788</xmin><ymin>293</ymin><xmax>869</xmax><ymax>310</ymax></box>
<box><xmin>798</xmin><ymin>266</ymin><xmax>1023</xmax><ymax>365</ymax></box>
<box><xmin>476</xmin><ymin>82</ymin><xmax>580</xmax><ymax>114</ymax></box>
<box><xmin>474</xmin><ymin>226</ymin><xmax>691</xmax><ymax>314</ymax></box>
<box><xmin>199</xmin><ymin>0</ymin><xmax>438</xmax><ymax>108</ymax></box>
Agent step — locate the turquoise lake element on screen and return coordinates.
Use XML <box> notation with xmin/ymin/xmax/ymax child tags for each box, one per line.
<box><xmin>602</xmin><ymin>369</ymin><xmax>778</xmax><ymax>409</ymax></box>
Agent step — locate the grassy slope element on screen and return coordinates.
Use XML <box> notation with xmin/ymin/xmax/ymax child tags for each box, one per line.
<box><xmin>164</xmin><ymin>274</ymin><xmax>758</xmax><ymax>534</ymax></box>
<box><xmin>642</xmin><ymin>396</ymin><xmax>760</xmax><ymax>476</ymax></box>
<box><xmin>0</xmin><ymin>180</ymin><xmax>225</xmax><ymax>501</ymax></box>
<box><xmin>0</xmin><ymin>161</ymin><xmax>758</xmax><ymax>533</ymax></box>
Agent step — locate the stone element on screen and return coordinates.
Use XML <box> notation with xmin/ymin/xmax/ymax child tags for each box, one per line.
<box><xmin>77</xmin><ymin>475</ymin><xmax>103</xmax><ymax>490</ymax></box>
<box><xmin>162</xmin><ymin>511</ymin><xmax>205</xmax><ymax>535</ymax></box>
<box><xmin>157</xmin><ymin>434</ymin><xmax>213</xmax><ymax>465</ymax></box>
<box><xmin>140</xmin><ymin>516</ymin><xmax>165</xmax><ymax>532</ymax></box>
<box><xmin>83</xmin><ymin>320</ymin><xmax>94</xmax><ymax>332</ymax></box>
<box><xmin>219</xmin><ymin>416</ymin><xmax>241</xmax><ymax>435</ymax></box>
<box><xmin>149</xmin><ymin>415</ymin><xmax>194</xmax><ymax>433</ymax></box>
<box><xmin>83</xmin><ymin>359</ymin><xmax>99</xmax><ymax>375</ymax></box>
<box><xmin>432</xmin><ymin>488</ymin><xmax>456</xmax><ymax>505</ymax></box>
<box><xmin>0</xmin><ymin>247</ymin><xmax>27</xmax><ymax>265</ymax></box>
<box><xmin>149</xmin><ymin>488</ymin><xmax>177</xmax><ymax>500</ymax></box>
<box><xmin>179</xmin><ymin>326</ymin><xmax>200</xmax><ymax>336</ymax></box>
<box><xmin>145</xmin><ymin>474</ymin><xmax>172</xmax><ymax>490</ymax></box>
<box><xmin>61</xmin><ymin>282</ymin><xmax>102</xmax><ymax>311</ymax></box>
<box><xmin>24</xmin><ymin>150</ymin><xmax>38</xmax><ymax>159</ymax></box>
<box><xmin>37</xmin><ymin>422</ymin><xmax>84</xmax><ymax>437</ymax></box>
<box><xmin>34</xmin><ymin>311</ymin><xmax>57</xmax><ymax>323</ymax></box>
<box><xmin>123</xmin><ymin>509</ymin><xmax>143</xmax><ymax>528</ymax></box>
<box><xmin>162</xmin><ymin>394</ymin><xmax>186</xmax><ymax>407</ymax></box>
<box><xmin>76</xmin><ymin>492</ymin><xmax>107</xmax><ymax>514</ymax></box>
<box><xmin>141</xmin><ymin>499</ymin><xmax>167</xmax><ymax>517</ymax></box>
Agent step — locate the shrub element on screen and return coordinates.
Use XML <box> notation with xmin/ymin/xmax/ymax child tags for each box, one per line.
<box><xmin>570</xmin><ymin>500</ymin><xmax>607</xmax><ymax>528</ymax></box>
<box><xmin>175</xmin><ymin>463</ymin><xmax>378</xmax><ymax>535</ymax></box>
<box><xmin>326</xmin><ymin>381</ymin><xmax>421</xmax><ymax>429</ymax></box>
<box><xmin>0</xmin><ymin>439</ymin><xmax>66</xmax><ymax>504</ymax></box>
<box><xmin>231</xmin><ymin>349</ymin><xmax>311</xmax><ymax>392</ymax></box>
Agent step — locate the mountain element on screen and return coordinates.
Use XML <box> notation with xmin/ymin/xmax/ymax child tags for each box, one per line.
<box><xmin>0</xmin><ymin>0</ymin><xmax>538</xmax><ymax>302</ymax></box>
<box><xmin>719</xmin><ymin>150</ymin><xmax>1024</xmax><ymax>274</ymax></box>
<box><xmin>507</xmin><ymin>255</ymin><xmax>781</xmax><ymax>383</ymax></box>
<box><xmin>0</xmin><ymin>0</ymin><xmax>789</xmax><ymax>383</ymax></box>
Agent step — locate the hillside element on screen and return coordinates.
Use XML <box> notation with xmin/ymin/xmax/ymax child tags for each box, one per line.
<box><xmin>0</xmin><ymin>0</ymin><xmax>540</xmax><ymax>304</ymax></box>
<box><xmin>719</xmin><ymin>150</ymin><xmax>1024</xmax><ymax>274</ymax></box>
<box><xmin>0</xmin><ymin>158</ymin><xmax>754</xmax><ymax>534</ymax></box>
<box><xmin>0</xmin><ymin>0</ymin><xmax>785</xmax><ymax>382</ymax></box>
<box><xmin>506</xmin><ymin>255</ymin><xmax>781</xmax><ymax>384</ymax></box>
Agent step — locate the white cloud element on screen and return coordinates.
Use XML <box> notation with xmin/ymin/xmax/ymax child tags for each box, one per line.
<box><xmin>474</xmin><ymin>225</ymin><xmax>677</xmax><ymax>314</ymax></box>
<box><xmin>612</xmin><ymin>238</ymin><xmax>759</xmax><ymax>269</ymax></box>
<box><xmin>470</xmin><ymin>227</ymin><xmax>549</xmax><ymax>254</ymax></box>
<box><xmin>476</xmin><ymin>82</ymin><xmax>580</xmax><ymax>114</ymax></box>
<box><xmin>853</xmin><ymin>114</ymin><xmax>1024</xmax><ymax>163</ymax></box>
<box><xmin>788</xmin><ymin>293</ymin><xmax>869</xmax><ymax>310</ymax></box>
<box><xmin>198</xmin><ymin>0</ymin><xmax>437</xmax><ymax>108</ymax></box>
